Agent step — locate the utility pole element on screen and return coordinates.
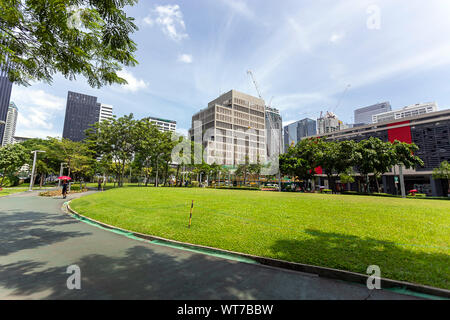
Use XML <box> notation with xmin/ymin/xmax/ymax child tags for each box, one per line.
<box><xmin>29</xmin><ymin>150</ymin><xmax>46</xmax><ymax>191</ymax></box>
<box><xmin>399</xmin><ymin>165</ymin><xmax>406</xmax><ymax>198</ymax></box>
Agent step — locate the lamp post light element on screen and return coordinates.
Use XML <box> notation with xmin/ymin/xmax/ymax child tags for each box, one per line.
<box><xmin>29</xmin><ymin>150</ymin><xmax>46</xmax><ymax>191</ymax></box>
<box><xmin>58</xmin><ymin>162</ymin><xmax>68</xmax><ymax>188</ymax></box>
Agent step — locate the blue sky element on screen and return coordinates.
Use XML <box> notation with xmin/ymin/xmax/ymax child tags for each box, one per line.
<box><xmin>11</xmin><ymin>0</ymin><xmax>450</xmax><ymax>138</ymax></box>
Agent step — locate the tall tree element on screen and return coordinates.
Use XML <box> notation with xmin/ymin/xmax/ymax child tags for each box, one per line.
<box><xmin>0</xmin><ymin>143</ymin><xmax>29</xmax><ymax>187</ymax></box>
<box><xmin>86</xmin><ymin>114</ymin><xmax>138</xmax><ymax>187</ymax></box>
<box><xmin>353</xmin><ymin>138</ymin><xmax>379</xmax><ymax>193</ymax></box>
<box><xmin>280</xmin><ymin>138</ymin><xmax>321</xmax><ymax>190</ymax></box>
<box><xmin>0</xmin><ymin>0</ymin><xmax>138</xmax><ymax>87</ymax></box>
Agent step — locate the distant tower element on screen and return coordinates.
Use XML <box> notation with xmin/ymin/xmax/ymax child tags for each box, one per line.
<box><xmin>62</xmin><ymin>91</ymin><xmax>101</xmax><ymax>142</ymax></box>
<box><xmin>1</xmin><ymin>102</ymin><xmax>18</xmax><ymax>146</ymax></box>
<box><xmin>0</xmin><ymin>65</ymin><xmax>13</xmax><ymax>145</ymax></box>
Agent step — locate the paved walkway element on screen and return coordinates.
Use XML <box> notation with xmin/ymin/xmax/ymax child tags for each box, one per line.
<box><xmin>0</xmin><ymin>192</ymin><xmax>420</xmax><ymax>300</ymax></box>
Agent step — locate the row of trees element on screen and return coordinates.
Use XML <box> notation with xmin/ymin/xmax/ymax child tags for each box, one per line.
<box><xmin>280</xmin><ymin>137</ymin><xmax>424</xmax><ymax>193</ymax></box>
<box><xmin>0</xmin><ymin>113</ymin><xmax>261</xmax><ymax>188</ymax></box>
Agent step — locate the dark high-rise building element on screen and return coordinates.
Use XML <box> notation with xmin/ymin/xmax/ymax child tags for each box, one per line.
<box><xmin>354</xmin><ymin>102</ymin><xmax>391</xmax><ymax>125</ymax></box>
<box><xmin>0</xmin><ymin>67</ymin><xmax>13</xmax><ymax>144</ymax></box>
<box><xmin>283</xmin><ymin>118</ymin><xmax>316</xmax><ymax>151</ymax></box>
<box><xmin>62</xmin><ymin>91</ymin><xmax>101</xmax><ymax>142</ymax></box>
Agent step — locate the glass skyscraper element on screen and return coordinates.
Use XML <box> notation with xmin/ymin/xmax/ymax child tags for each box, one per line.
<box><xmin>283</xmin><ymin>118</ymin><xmax>316</xmax><ymax>151</ymax></box>
<box><xmin>0</xmin><ymin>66</ymin><xmax>13</xmax><ymax>144</ymax></box>
<box><xmin>62</xmin><ymin>91</ymin><xmax>101</xmax><ymax>142</ymax></box>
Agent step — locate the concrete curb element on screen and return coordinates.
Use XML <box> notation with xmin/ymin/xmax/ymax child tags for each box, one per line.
<box><xmin>65</xmin><ymin>201</ymin><xmax>450</xmax><ymax>299</ymax></box>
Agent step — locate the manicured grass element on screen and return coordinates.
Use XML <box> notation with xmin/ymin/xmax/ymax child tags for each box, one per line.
<box><xmin>71</xmin><ymin>188</ymin><xmax>450</xmax><ymax>289</ymax></box>
<box><xmin>0</xmin><ymin>188</ymin><xmax>27</xmax><ymax>197</ymax></box>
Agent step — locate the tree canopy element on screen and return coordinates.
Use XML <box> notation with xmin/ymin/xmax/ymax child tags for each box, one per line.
<box><xmin>0</xmin><ymin>0</ymin><xmax>138</xmax><ymax>87</ymax></box>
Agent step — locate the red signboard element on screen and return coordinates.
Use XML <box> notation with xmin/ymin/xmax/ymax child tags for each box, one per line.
<box><xmin>387</xmin><ymin>120</ymin><xmax>412</xmax><ymax>144</ymax></box>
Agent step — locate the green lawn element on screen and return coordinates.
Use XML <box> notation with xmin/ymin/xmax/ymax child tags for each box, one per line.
<box><xmin>70</xmin><ymin>188</ymin><xmax>450</xmax><ymax>289</ymax></box>
<box><xmin>0</xmin><ymin>188</ymin><xmax>27</xmax><ymax>197</ymax></box>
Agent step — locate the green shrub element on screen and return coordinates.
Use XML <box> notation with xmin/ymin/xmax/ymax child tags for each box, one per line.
<box><xmin>191</xmin><ymin>181</ymin><xmax>199</xmax><ymax>188</ymax></box>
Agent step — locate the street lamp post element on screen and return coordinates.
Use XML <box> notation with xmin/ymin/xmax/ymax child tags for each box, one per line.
<box><xmin>58</xmin><ymin>162</ymin><xmax>68</xmax><ymax>188</ymax></box>
<box><xmin>29</xmin><ymin>150</ymin><xmax>46</xmax><ymax>191</ymax></box>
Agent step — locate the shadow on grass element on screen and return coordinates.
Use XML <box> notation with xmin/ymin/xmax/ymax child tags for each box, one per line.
<box><xmin>270</xmin><ymin>229</ymin><xmax>450</xmax><ymax>290</ymax></box>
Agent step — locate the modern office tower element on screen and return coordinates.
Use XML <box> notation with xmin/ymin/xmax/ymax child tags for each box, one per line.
<box><xmin>62</xmin><ymin>91</ymin><xmax>101</xmax><ymax>142</ymax></box>
<box><xmin>317</xmin><ymin>112</ymin><xmax>348</xmax><ymax>135</ymax></box>
<box><xmin>354</xmin><ymin>102</ymin><xmax>391</xmax><ymax>125</ymax></box>
<box><xmin>1</xmin><ymin>102</ymin><xmax>18</xmax><ymax>146</ymax></box>
<box><xmin>372</xmin><ymin>102</ymin><xmax>438</xmax><ymax>124</ymax></box>
<box><xmin>265</xmin><ymin>106</ymin><xmax>283</xmax><ymax>157</ymax></box>
<box><xmin>99</xmin><ymin>104</ymin><xmax>114</xmax><ymax>122</ymax></box>
<box><xmin>283</xmin><ymin>118</ymin><xmax>317</xmax><ymax>151</ymax></box>
<box><xmin>189</xmin><ymin>90</ymin><xmax>266</xmax><ymax>166</ymax></box>
<box><xmin>0</xmin><ymin>66</ymin><xmax>13</xmax><ymax>145</ymax></box>
<box><xmin>148</xmin><ymin>116</ymin><xmax>177</xmax><ymax>133</ymax></box>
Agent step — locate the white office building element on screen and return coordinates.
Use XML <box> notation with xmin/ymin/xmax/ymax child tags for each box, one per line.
<box><xmin>372</xmin><ymin>102</ymin><xmax>438</xmax><ymax>124</ymax></box>
<box><xmin>1</xmin><ymin>102</ymin><xmax>18</xmax><ymax>146</ymax></box>
<box><xmin>99</xmin><ymin>104</ymin><xmax>114</xmax><ymax>122</ymax></box>
<box><xmin>148</xmin><ymin>116</ymin><xmax>177</xmax><ymax>133</ymax></box>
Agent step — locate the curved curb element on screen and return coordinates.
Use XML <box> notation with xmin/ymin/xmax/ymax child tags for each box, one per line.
<box><xmin>64</xmin><ymin>201</ymin><xmax>449</xmax><ymax>300</ymax></box>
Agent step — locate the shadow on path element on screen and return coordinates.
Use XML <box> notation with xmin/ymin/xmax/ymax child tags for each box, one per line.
<box><xmin>0</xmin><ymin>209</ymin><xmax>91</xmax><ymax>256</ymax></box>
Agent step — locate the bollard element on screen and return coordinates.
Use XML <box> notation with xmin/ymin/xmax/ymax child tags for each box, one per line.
<box><xmin>188</xmin><ymin>200</ymin><xmax>194</xmax><ymax>228</ymax></box>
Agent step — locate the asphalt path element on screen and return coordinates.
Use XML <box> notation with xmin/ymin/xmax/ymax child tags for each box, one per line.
<box><xmin>0</xmin><ymin>191</ymin><xmax>420</xmax><ymax>300</ymax></box>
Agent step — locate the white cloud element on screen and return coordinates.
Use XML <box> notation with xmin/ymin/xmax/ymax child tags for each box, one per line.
<box><xmin>329</xmin><ymin>32</ymin><xmax>345</xmax><ymax>43</ymax></box>
<box><xmin>117</xmin><ymin>70</ymin><xmax>149</xmax><ymax>92</ymax></box>
<box><xmin>144</xmin><ymin>4</ymin><xmax>188</xmax><ymax>41</ymax></box>
<box><xmin>220</xmin><ymin>0</ymin><xmax>255</xmax><ymax>20</ymax></box>
<box><xmin>11</xmin><ymin>87</ymin><xmax>65</xmax><ymax>139</ymax></box>
<box><xmin>176</xmin><ymin>128</ymin><xmax>189</xmax><ymax>137</ymax></box>
<box><xmin>178</xmin><ymin>54</ymin><xmax>193</xmax><ymax>64</ymax></box>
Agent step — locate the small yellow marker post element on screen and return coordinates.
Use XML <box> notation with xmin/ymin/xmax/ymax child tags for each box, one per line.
<box><xmin>188</xmin><ymin>200</ymin><xmax>194</xmax><ymax>228</ymax></box>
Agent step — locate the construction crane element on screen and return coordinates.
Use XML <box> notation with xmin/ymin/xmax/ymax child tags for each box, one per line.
<box><xmin>332</xmin><ymin>84</ymin><xmax>351</xmax><ymax>113</ymax></box>
<box><xmin>247</xmin><ymin>70</ymin><xmax>263</xmax><ymax>99</ymax></box>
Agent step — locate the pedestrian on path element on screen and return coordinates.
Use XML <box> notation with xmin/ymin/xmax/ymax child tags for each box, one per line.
<box><xmin>62</xmin><ymin>180</ymin><xmax>68</xmax><ymax>199</ymax></box>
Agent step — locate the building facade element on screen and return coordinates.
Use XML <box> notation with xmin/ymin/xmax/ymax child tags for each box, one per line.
<box><xmin>0</xmin><ymin>67</ymin><xmax>13</xmax><ymax>145</ymax></box>
<box><xmin>283</xmin><ymin>118</ymin><xmax>316</xmax><ymax>151</ymax></box>
<box><xmin>148</xmin><ymin>116</ymin><xmax>177</xmax><ymax>133</ymax></box>
<box><xmin>372</xmin><ymin>102</ymin><xmax>438</xmax><ymax>124</ymax></box>
<box><xmin>62</xmin><ymin>91</ymin><xmax>101</xmax><ymax>142</ymax></box>
<box><xmin>354</xmin><ymin>102</ymin><xmax>391</xmax><ymax>125</ymax></box>
<box><xmin>265</xmin><ymin>106</ymin><xmax>283</xmax><ymax>157</ymax></box>
<box><xmin>317</xmin><ymin>112</ymin><xmax>348</xmax><ymax>135</ymax></box>
<box><xmin>99</xmin><ymin>104</ymin><xmax>114</xmax><ymax>123</ymax></box>
<box><xmin>311</xmin><ymin>109</ymin><xmax>450</xmax><ymax>196</ymax></box>
<box><xmin>13</xmin><ymin>136</ymin><xmax>30</xmax><ymax>144</ymax></box>
<box><xmin>189</xmin><ymin>90</ymin><xmax>266</xmax><ymax>166</ymax></box>
<box><xmin>1</xmin><ymin>102</ymin><xmax>18</xmax><ymax>146</ymax></box>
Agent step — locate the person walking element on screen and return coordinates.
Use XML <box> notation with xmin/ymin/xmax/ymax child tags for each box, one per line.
<box><xmin>62</xmin><ymin>179</ymin><xmax>68</xmax><ymax>199</ymax></box>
